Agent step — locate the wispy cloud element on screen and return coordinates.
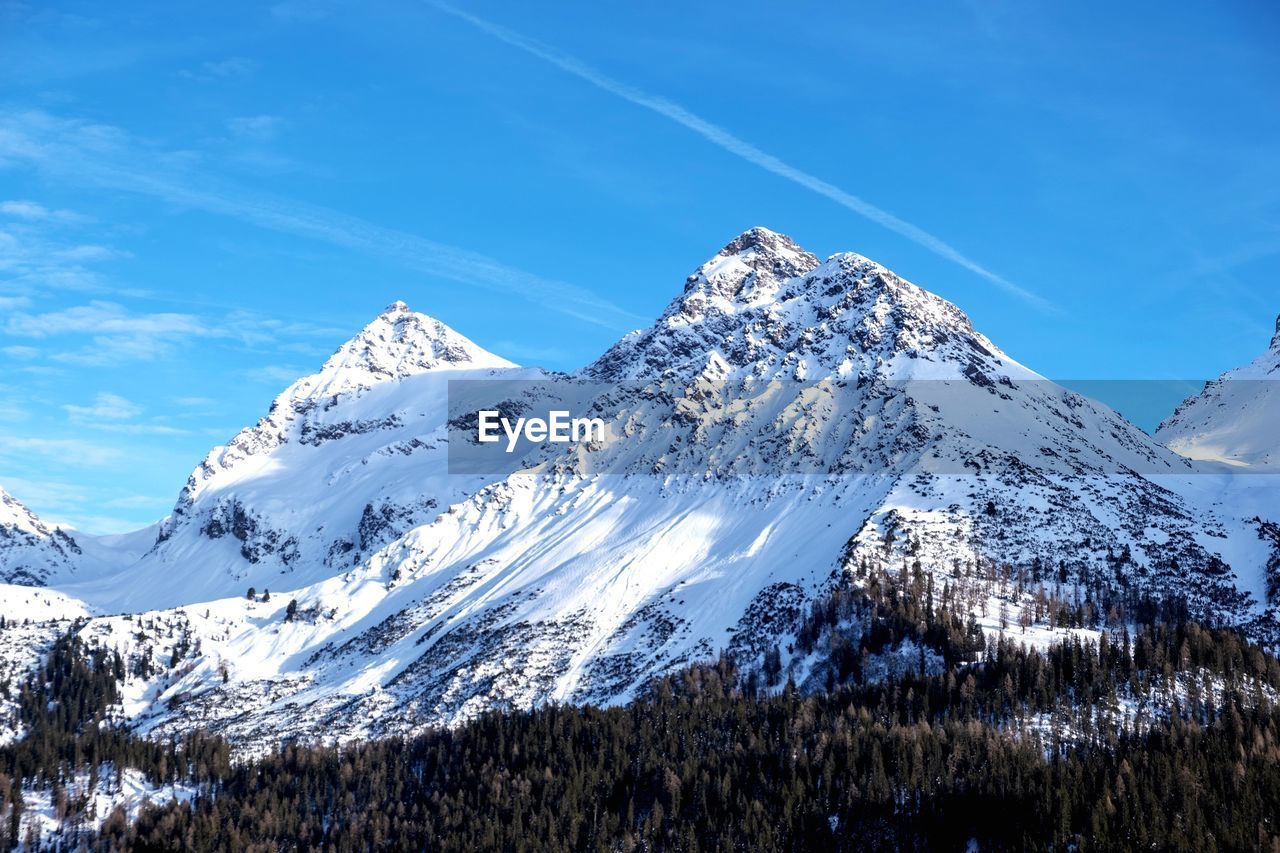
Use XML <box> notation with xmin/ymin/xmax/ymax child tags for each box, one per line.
<box><xmin>0</xmin><ymin>199</ymin><xmax>89</xmax><ymax>224</ymax></box>
<box><xmin>60</xmin><ymin>392</ymin><xmax>190</xmax><ymax>435</ymax></box>
<box><xmin>5</xmin><ymin>301</ymin><xmax>193</xmax><ymax>339</ymax></box>
<box><xmin>223</xmin><ymin>310</ymin><xmax>348</xmax><ymax>347</ymax></box>
<box><xmin>90</xmin><ymin>422</ymin><xmax>190</xmax><ymax>436</ymax></box>
<box><xmin>244</xmin><ymin>365</ymin><xmax>307</xmax><ymax>385</ymax></box>
<box><xmin>0</xmin><ymin>227</ymin><xmax>123</xmax><ymax>295</ymax></box>
<box><xmin>0</xmin><ymin>477</ymin><xmax>86</xmax><ymax>516</ymax></box>
<box><xmin>0</xmin><ymin>475</ymin><xmax>157</xmax><ymax>534</ymax></box>
<box><xmin>103</xmin><ymin>494</ymin><xmax>170</xmax><ymax>510</ymax></box>
<box><xmin>228</xmin><ymin>114</ymin><xmax>284</xmax><ymax>142</ymax></box>
<box><xmin>0</xmin><ymin>199</ymin><xmax>130</xmax><ymax>297</ymax></box>
<box><xmin>426</xmin><ymin>1</ymin><xmax>1049</xmax><ymax>311</ymax></box>
<box><xmin>0</xmin><ymin>436</ymin><xmax>121</xmax><ymax>466</ymax></box>
<box><xmin>0</xmin><ymin>110</ymin><xmax>643</xmax><ymax>329</ymax></box>
<box><xmin>4</xmin><ymin>300</ymin><xmax>222</xmax><ymax>364</ymax></box>
<box><xmin>182</xmin><ymin>57</ymin><xmax>258</xmax><ymax>82</ymax></box>
<box><xmin>0</xmin><ymin>400</ymin><xmax>27</xmax><ymax>421</ymax></box>
<box><xmin>2</xmin><ymin>291</ymin><xmax>358</xmax><ymax>369</ymax></box>
<box><xmin>63</xmin><ymin>392</ymin><xmax>142</xmax><ymax>420</ymax></box>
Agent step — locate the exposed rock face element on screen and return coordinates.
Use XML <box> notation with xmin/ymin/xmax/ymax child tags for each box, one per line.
<box><xmin>0</xmin><ymin>486</ymin><xmax>79</xmax><ymax>586</ymax></box>
<box><xmin>586</xmin><ymin>227</ymin><xmax>1002</xmax><ymax>384</ymax></box>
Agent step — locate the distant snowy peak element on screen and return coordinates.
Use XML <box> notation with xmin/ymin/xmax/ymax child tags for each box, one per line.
<box><xmin>148</xmin><ymin>302</ymin><xmax>531</xmax><ymax>587</ymax></box>
<box><xmin>204</xmin><ymin>302</ymin><xmax>516</xmax><ymax>470</ymax></box>
<box><xmin>0</xmin><ymin>485</ymin><xmax>79</xmax><ymax>585</ymax></box>
<box><xmin>586</xmin><ymin>226</ymin><xmax>1023</xmax><ymax>383</ymax></box>
<box><xmin>0</xmin><ymin>486</ymin><xmax>47</xmax><ymax>538</ymax></box>
<box><xmin>278</xmin><ymin>301</ymin><xmax>516</xmax><ymax>406</ymax></box>
<box><xmin>1157</xmin><ymin>311</ymin><xmax>1280</xmax><ymax>469</ymax></box>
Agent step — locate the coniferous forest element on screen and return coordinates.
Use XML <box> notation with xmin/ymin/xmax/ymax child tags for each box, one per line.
<box><xmin>3</xmin><ymin>574</ymin><xmax>1280</xmax><ymax>851</ymax></box>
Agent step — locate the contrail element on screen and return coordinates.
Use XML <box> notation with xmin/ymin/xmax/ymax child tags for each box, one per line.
<box><xmin>427</xmin><ymin>1</ymin><xmax>1050</xmax><ymax>311</ymax></box>
<box><xmin>0</xmin><ymin>110</ymin><xmax>643</xmax><ymax>330</ymax></box>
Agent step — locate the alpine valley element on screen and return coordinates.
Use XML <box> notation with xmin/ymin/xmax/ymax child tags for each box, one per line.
<box><xmin>2</xmin><ymin>228</ymin><xmax>1278</xmax><ymax>848</ymax></box>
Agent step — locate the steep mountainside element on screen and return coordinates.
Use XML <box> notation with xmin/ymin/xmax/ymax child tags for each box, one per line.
<box><xmin>0</xmin><ymin>485</ymin><xmax>81</xmax><ymax>586</ymax></box>
<box><xmin>54</xmin><ymin>228</ymin><xmax>1275</xmax><ymax>750</ymax></box>
<box><xmin>58</xmin><ymin>302</ymin><xmax>540</xmax><ymax>612</ymax></box>
<box><xmin>1157</xmin><ymin>316</ymin><xmax>1280</xmax><ymax>616</ymax></box>
<box><xmin>1157</xmin><ymin>316</ymin><xmax>1280</xmax><ymax>470</ymax></box>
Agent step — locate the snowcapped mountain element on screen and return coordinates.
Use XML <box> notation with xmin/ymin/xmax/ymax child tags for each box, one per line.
<box><xmin>49</xmin><ymin>228</ymin><xmax>1274</xmax><ymax>751</ymax></box>
<box><xmin>0</xmin><ymin>484</ymin><xmax>81</xmax><ymax>586</ymax></box>
<box><xmin>1157</xmin><ymin>315</ymin><xmax>1280</xmax><ymax>470</ymax></box>
<box><xmin>58</xmin><ymin>301</ymin><xmax>542</xmax><ymax>612</ymax></box>
<box><xmin>0</xmin><ymin>484</ymin><xmax>155</xmax><ymax>623</ymax></box>
<box><xmin>1156</xmin><ymin>315</ymin><xmax>1280</xmax><ymax>617</ymax></box>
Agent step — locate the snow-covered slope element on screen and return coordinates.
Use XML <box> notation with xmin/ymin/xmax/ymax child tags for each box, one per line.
<box><xmin>0</xmin><ymin>485</ymin><xmax>82</xmax><ymax>586</ymax></box>
<box><xmin>1157</xmin><ymin>315</ymin><xmax>1280</xmax><ymax>470</ymax></box>
<box><xmin>58</xmin><ymin>228</ymin><xmax>1274</xmax><ymax>750</ymax></box>
<box><xmin>1156</xmin><ymin>314</ymin><xmax>1280</xmax><ymax>617</ymax></box>
<box><xmin>56</xmin><ymin>302</ymin><xmax>540</xmax><ymax>612</ymax></box>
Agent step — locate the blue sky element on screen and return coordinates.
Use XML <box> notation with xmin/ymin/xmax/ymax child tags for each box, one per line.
<box><xmin>1</xmin><ymin>0</ymin><xmax>1277</xmax><ymax>533</ymax></box>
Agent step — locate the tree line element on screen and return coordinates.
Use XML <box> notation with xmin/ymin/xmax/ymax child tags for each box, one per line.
<box><xmin>1</xmin><ymin>569</ymin><xmax>1279</xmax><ymax>849</ymax></box>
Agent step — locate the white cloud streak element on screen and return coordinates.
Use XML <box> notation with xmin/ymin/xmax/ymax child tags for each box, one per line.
<box><xmin>0</xmin><ymin>111</ymin><xmax>643</xmax><ymax>329</ymax></box>
<box><xmin>0</xmin><ymin>436</ymin><xmax>121</xmax><ymax>466</ymax></box>
<box><xmin>244</xmin><ymin>365</ymin><xmax>308</xmax><ymax>385</ymax></box>
<box><xmin>61</xmin><ymin>393</ymin><xmax>187</xmax><ymax>433</ymax></box>
<box><xmin>0</xmin><ymin>199</ymin><xmax>88</xmax><ymax>223</ymax></box>
<box><xmin>4</xmin><ymin>300</ymin><xmax>221</xmax><ymax>364</ymax></box>
<box><xmin>4</xmin><ymin>301</ymin><xmax>206</xmax><ymax>339</ymax></box>
<box><xmin>426</xmin><ymin>1</ymin><xmax>1050</xmax><ymax>311</ymax></box>
<box><xmin>63</xmin><ymin>391</ymin><xmax>142</xmax><ymax>420</ymax></box>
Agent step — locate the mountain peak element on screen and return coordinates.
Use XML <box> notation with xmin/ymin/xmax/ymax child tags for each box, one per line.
<box><xmin>1272</xmin><ymin>313</ymin><xmax>1280</xmax><ymax>351</ymax></box>
<box><xmin>672</xmin><ymin>227</ymin><xmax>820</xmax><ymax>315</ymax></box>
<box><xmin>585</xmin><ymin>230</ymin><xmax>1015</xmax><ymax>383</ymax></box>
<box><xmin>281</xmin><ymin>304</ymin><xmax>516</xmax><ymax>404</ymax></box>
<box><xmin>161</xmin><ymin>303</ymin><xmax>523</xmax><ymax>535</ymax></box>
<box><xmin>0</xmin><ymin>485</ymin><xmax>43</xmax><ymax>535</ymax></box>
<box><xmin>701</xmin><ymin>227</ymin><xmax>819</xmax><ymax>284</ymax></box>
<box><xmin>717</xmin><ymin>226</ymin><xmax>808</xmax><ymax>259</ymax></box>
<box><xmin>0</xmin><ymin>483</ymin><xmax>80</xmax><ymax>584</ymax></box>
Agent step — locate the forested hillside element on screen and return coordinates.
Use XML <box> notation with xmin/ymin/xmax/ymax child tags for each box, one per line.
<box><xmin>3</xmin><ymin>575</ymin><xmax>1279</xmax><ymax>850</ymax></box>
